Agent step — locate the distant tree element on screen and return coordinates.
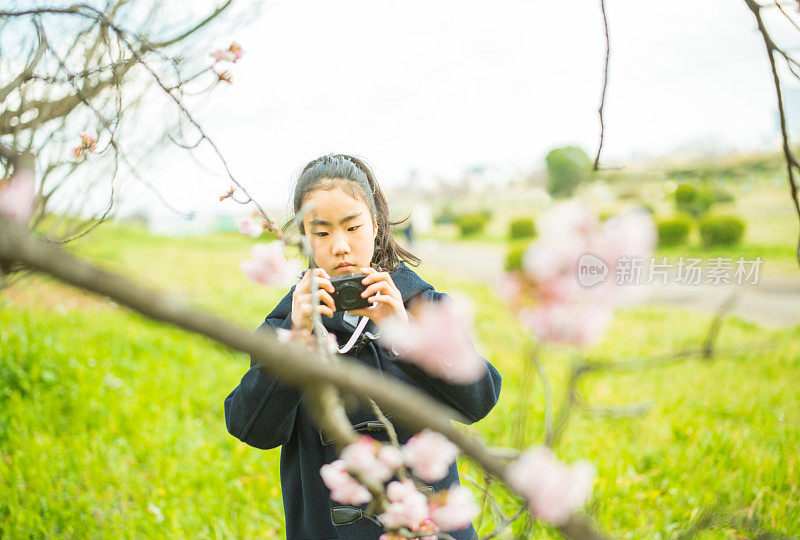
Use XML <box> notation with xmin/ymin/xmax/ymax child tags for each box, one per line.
<box><xmin>545</xmin><ymin>146</ymin><xmax>592</xmax><ymax>198</ymax></box>
<box><xmin>0</xmin><ymin>0</ymin><xmax>256</xmax><ymax>243</ymax></box>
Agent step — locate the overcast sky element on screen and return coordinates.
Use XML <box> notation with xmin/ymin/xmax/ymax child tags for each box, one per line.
<box><xmin>121</xmin><ymin>0</ymin><xmax>800</xmax><ymax>218</ymax></box>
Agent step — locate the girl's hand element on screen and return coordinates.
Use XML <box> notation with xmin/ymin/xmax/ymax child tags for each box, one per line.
<box><xmin>346</xmin><ymin>267</ymin><xmax>408</xmax><ymax>326</ymax></box>
<box><xmin>291</xmin><ymin>268</ymin><xmax>336</xmax><ymax>333</ymax></box>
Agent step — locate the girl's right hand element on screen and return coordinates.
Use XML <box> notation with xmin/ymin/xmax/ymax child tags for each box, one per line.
<box><xmin>291</xmin><ymin>268</ymin><xmax>336</xmax><ymax>333</ymax></box>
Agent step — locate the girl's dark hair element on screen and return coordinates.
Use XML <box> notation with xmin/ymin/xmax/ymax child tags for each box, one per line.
<box><xmin>284</xmin><ymin>154</ymin><xmax>420</xmax><ymax>272</ymax></box>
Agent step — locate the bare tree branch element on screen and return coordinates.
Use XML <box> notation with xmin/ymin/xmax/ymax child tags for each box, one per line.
<box><xmin>0</xmin><ymin>20</ymin><xmax>47</xmax><ymax>103</ymax></box>
<box><xmin>0</xmin><ymin>1</ymin><xmax>254</xmax><ymax>247</ymax></box>
<box><xmin>147</xmin><ymin>0</ymin><xmax>234</xmax><ymax>49</ymax></box>
<box><xmin>743</xmin><ymin>0</ymin><xmax>800</xmax><ymax>268</ymax></box>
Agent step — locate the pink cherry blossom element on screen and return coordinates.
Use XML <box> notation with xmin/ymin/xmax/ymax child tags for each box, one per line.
<box><xmin>210</xmin><ymin>42</ymin><xmax>244</xmax><ymax>63</ymax></box>
<box><xmin>501</xmin><ymin>201</ymin><xmax>655</xmax><ymax>347</ymax></box>
<box><xmin>522</xmin><ymin>200</ymin><xmax>598</xmax><ymax>288</ymax></box>
<box><xmin>381</xmin><ymin>530</ymin><xmax>438</xmax><ymax>540</ymax></box>
<box><xmin>0</xmin><ymin>169</ymin><xmax>35</xmax><ymax>224</ymax></box>
<box><xmin>536</xmin><ymin>199</ymin><xmax>598</xmax><ymax>241</ymax></box>
<box><xmin>601</xmin><ymin>208</ymin><xmax>657</xmax><ymax>262</ymax></box>
<box><xmin>228</xmin><ymin>42</ymin><xmax>244</xmax><ymax>61</ymax></box>
<box><xmin>209</xmin><ymin>49</ymin><xmax>233</xmax><ymax>62</ymax></box>
<box><xmin>236</xmin><ymin>216</ymin><xmax>263</xmax><ymax>238</ymax></box>
<box><xmin>379</xmin><ymin>479</ymin><xmax>429</xmax><ymax>530</ymax></box>
<box><xmin>240</xmin><ymin>241</ymin><xmax>300</xmax><ymax>286</ymax></box>
<box><xmin>518</xmin><ymin>304</ymin><xmax>613</xmax><ymax>348</ymax></box>
<box><xmin>380</xmin><ymin>296</ymin><xmax>486</xmax><ymax>384</ymax></box>
<box><xmin>494</xmin><ymin>272</ymin><xmax>522</xmax><ymax>302</ymax></box>
<box><xmin>402</xmin><ymin>429</ymin><xmax>459</xmax><ymax>483</ymax></box>
<box><xmin>275</xmin><ymin>327</ymin><xmax>338</xmax><ymax>354</ymax></box>
<box><xmin>340</xmin><ymin>436</ymin><xmax>403</xmax><ymax>483</ymax></box>
<box><xmin>595</xmin><ymin>208</ymin><xmax>657</xmax><ymax>305</ymax></box>
<box><xmin>506</xmin><ymin>446</ymin><xmax>595</xmax><ymax>526</ymax></box>
<box><xmin>319</xmin><ymin>459</ymin><xmax>372</xmax><ymax>505</ymax></box>
<box><xmin>429</xmin><ymin>485</ymin><xmax>479</xmax><ymax>531</ymax></box>
<box><xmin>378</xmin><ymin>444</ymin><xmax>405</xmax><ymax>471</ymax></box>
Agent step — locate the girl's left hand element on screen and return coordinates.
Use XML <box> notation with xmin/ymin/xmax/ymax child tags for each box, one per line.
<box><xmin>346</xmin><ymin>267</ymin><xmax>408</xmax><ymax>326</ymax></box>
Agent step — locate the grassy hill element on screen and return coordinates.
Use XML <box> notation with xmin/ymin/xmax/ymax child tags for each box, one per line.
<box><xmin>1</xmin><ymin>221</ymin><xmax>799</xmax><ymax>538</ymax></box>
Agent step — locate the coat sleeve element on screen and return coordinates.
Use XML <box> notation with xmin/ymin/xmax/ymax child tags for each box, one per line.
<box><xmin>378</xmin><ymin>290</ymin><xmax>502</xmax><ymax>424</ymax></box>
<box><xmin>223</xmin><ymin>315</ymin><xmax>302</xmax><ymax>450</ymax></box>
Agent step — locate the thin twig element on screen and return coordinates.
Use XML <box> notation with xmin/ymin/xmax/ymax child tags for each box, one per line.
<box><xmin>593</xmin><ymin>0</ymin><xmax>611</xmax><ymax>171</ymax></box>
<box><xmin>369</xmin><ymin>398</ymin><xmax>409</xmax><ymax>481</ymax></box>
<box><xmin>481</xmin><ymin>505</ymin><xmax>528</xmax><ymax>540</ymax></box>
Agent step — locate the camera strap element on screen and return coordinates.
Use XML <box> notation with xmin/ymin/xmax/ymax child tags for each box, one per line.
<box><xmin>337</xmin><ymin>314</ymin><xmax>370</xmax><ymax>354</ymax></box>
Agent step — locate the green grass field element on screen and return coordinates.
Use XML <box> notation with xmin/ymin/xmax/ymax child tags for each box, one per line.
<box><xmin>1</xmin><ymin>215</ymin><xmax>799</xmax><ymax>538</ymax></box>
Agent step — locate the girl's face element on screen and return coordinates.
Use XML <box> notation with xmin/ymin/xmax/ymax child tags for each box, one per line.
<box><xmin>301</xmin><ymin>185</ymin><xmax>378</xmax><ymax>277</ymax></box>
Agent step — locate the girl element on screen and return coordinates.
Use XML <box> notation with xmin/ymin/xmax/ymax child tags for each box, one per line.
<box><xmin>224</xmin><ymin>154</ymin><xmax>502</xmax><ymax>540</ymax></box>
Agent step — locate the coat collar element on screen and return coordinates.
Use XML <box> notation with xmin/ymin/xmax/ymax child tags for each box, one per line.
<box><xmin>264</xmin><ymin>262</ymin><xmax>433</xmax><ymax>335</ymax></box>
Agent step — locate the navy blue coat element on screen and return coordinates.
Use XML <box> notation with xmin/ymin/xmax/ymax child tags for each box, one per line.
<box><xmin>224</xmin><ymin>262</ymin><xmax>502</xmax><ymax>539</ymax></box>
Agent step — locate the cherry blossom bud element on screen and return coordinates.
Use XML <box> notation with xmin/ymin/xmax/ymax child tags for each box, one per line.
<box><xmin>340</xmin><ymin>436</ymin><xmax>401</xmax><ymax>483</ymax></box>
<box><xmin>228</xmin><ymin>41</ymin><xmax>244</xmax><ymax>61</ymax></box>
<box><xmin>236</xmin><ymin>216</ymin><xmax>263</xmax><ymax>238</ymax></box>
<box><xmin>410</xmin><ymin>518</ymin><xmax>439</xmax><ymax>540</ymax></box>
<box><xmin>402</xmin><ymin>430</ymin><xmax>459</xmax><ymax>483</ymax></box>
<box><xmin>379</xmin><ymin>479</ymin><xmax>429</xmax><ymax>530</ymax></box>
<box><xmin>381</xmin><ymin>296</ymin><xmax>485</xmax><ymax>384</ymax></box>
<box><xmin>79</xmin><ymin>133</ymin><xmax>97</xmax><ymax>152</ymax></box>
<box><xmin>240</xmin><ymin>241</ymin><xmax>300</xmax><ymax>286</ymax></box>
<box><xmin>320</xmin><ymin>459</ymin><xmax>372</xmax><ymax>505</ymax></box>
<box><xmin>429</xmin><ymin>486</ymin><xmax>479</xmax><ymax>531</ymax></box>
<box><xmin>0</xmin><ymin>168</ymin><xmax>35</xmax><ymax>224</ymax></box>
<box><xmin>506</xmin><ymin>446</ymin><xmax>595</xmax><ymax>526</ymax></box>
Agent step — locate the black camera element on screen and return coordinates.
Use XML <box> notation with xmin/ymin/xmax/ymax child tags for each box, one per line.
<box><xmin>330</xmin><ymin>273</ymin><xmax>371</xmax><ymax>311</ymax></box>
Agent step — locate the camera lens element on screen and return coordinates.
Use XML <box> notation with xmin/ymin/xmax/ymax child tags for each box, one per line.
<box><xmin>339</xmin><ymin>283</ymin><xmax>361</xmax><ymax>307</ymax></box>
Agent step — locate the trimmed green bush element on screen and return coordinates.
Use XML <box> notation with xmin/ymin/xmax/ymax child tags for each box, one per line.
<box><xmin>710</xmin><ymin>186</ymin><xmax>735</xmax><ymax>204</ymax></box>
<box><xmin>508</xmin><ymin>218</ymin><xmax>536</xmax><ymax>239</ymax></box>
<box><xmin>505</xmin><ymin>241</ymin><xmax>531</xmax><ymax>271</ymax></box>
<box><xmin>674</xmin><ymin>183</ymin><xmax>715</xmax><ymax>217</ymax></box>
<box><xmin>657</xmin><ymin>215</ymin><xmax>692</xmax><ymax>247</ymax></box>
<box><xmin>545</xmin><ymin>146</ymin><xmax>592</xmax><ymax>198</ymax></box>
<box><xmin>674</xmin><ymin>183</ymin><xmax>696</xmax><ymax>206</ymax></box>
<box><xmin>455</xmin><ymin>213</ymin><xmax>489</xmax><ymax>237</ymax></box>
<box><xmin>699</xmin><ymin>215</ymin><xmax>746</xmax><ymax>247</ymax></box>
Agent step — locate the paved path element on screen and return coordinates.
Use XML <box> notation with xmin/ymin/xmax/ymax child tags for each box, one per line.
<box><xmin>410</xmin><ymin>239</ymin><xmax>800</xmax><ymax>329</ymax></box>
